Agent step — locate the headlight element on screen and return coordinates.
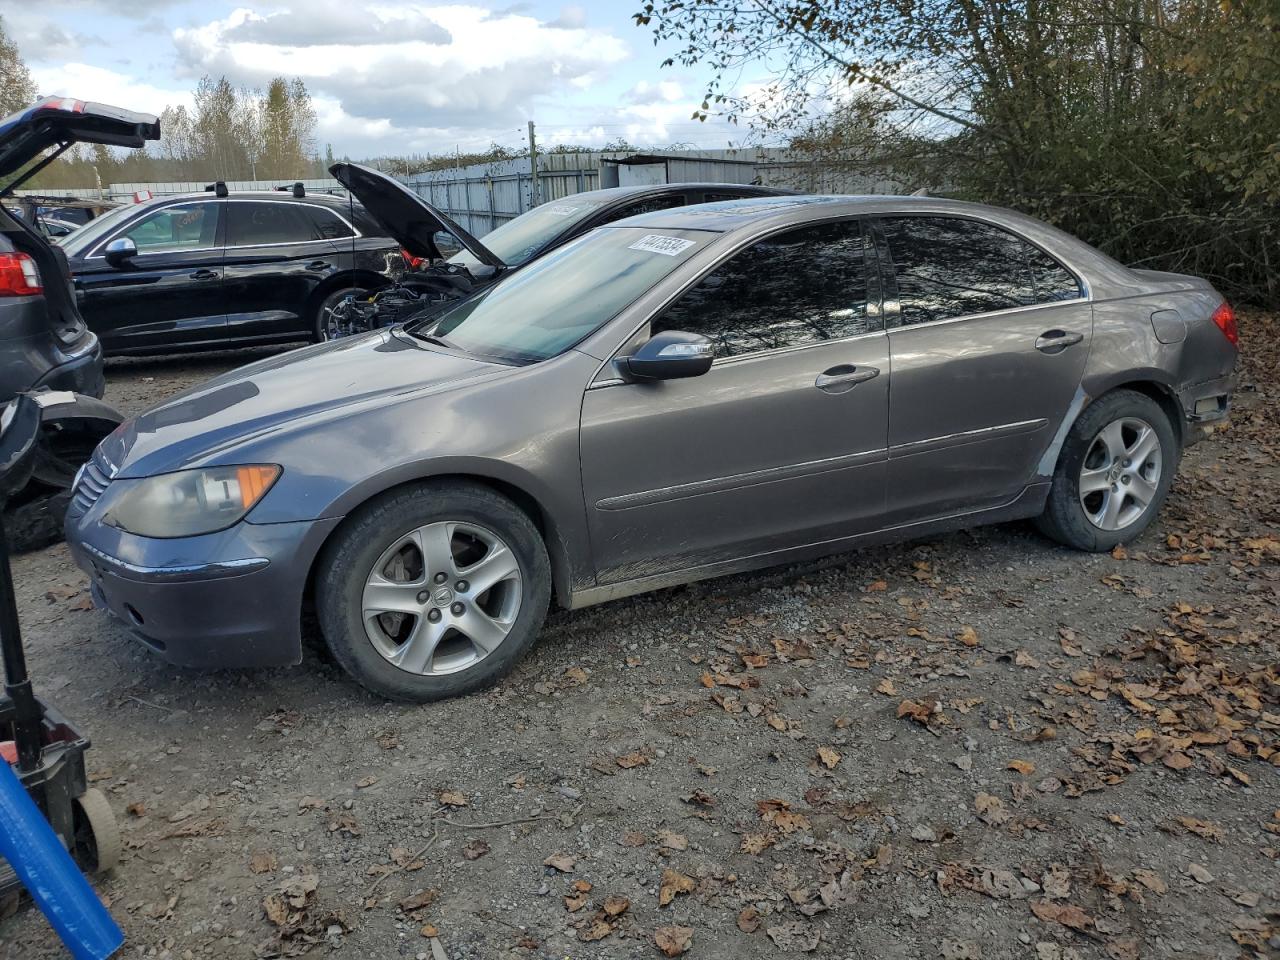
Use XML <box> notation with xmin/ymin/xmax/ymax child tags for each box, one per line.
<box><xmin>105</xmin><ymin>465</ymin><xmax>281</xmax><ymax>538</ymax></box>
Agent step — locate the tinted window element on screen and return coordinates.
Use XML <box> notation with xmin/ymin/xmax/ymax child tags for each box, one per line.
<box><xmin>599</xmin><ymin>195</ymin><xmax>685</xmax><ymax>224</ymax></box>
<box><xmin>653</xmin><ymin>220</ymin><xmax>873</xmax><ymax>358</ymax></box>
<box><xmin>423</xmin><ymin>228</ymin><xmax>706</xmax><ymax>364</ymax></box>
<box><xmin>227</xmin><ymin>202</ymin><xmax>320</xmax><ymax>246</ymax></box>
<box><xmin>447</xmin><ymin>199</ymin><xmax>602</xmax><ymax>270</ymax></box>
<box><xmin>880</xmin><ymin>216</ymin><xmax>1080</xmax><ymax>326</ymax></box>
<box><xmin>301</xmin><ymin>205</ymin><xmax>355</xmax><ymax>240</ymax></box>
<box><xmin>118</xmin><ymin>202</ymin><xmax>219</xmax><ymax>254</ymax></box>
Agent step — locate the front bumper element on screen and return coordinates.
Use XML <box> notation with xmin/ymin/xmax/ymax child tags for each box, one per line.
<box><xmin>65</xmin><ymin>507</ymin><xmax>340</xmax><ymax>669</ymax></box>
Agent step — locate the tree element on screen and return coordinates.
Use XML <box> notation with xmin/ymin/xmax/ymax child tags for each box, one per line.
<box><xmin>0</xmin><ymin>15</ymin><xmax>35</xmax><ymax>116</ymax></box>
<box><xmin>634</xmin><ymin>0</ymin><xmax>1280</xmax><ymax>305</ymax></box>
<box><xmin>258</xmin><ymin>77</ymin><xmax>318</xmax><ymax>179</ymax></box>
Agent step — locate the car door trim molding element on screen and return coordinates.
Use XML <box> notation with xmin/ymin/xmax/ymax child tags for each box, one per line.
<box><xmin>888</xmin><ymin>417</ymin><xmax>1048</xmax><ymax>458</ymax></box>
<box><xmin>595</xmin><ymin>446</ymin><xmax>886</xmax><ymax>511</ymax></box>
<box><xmin>883</xmin><ymin>295</ymin><xmax>1091</xmax><ymax>334</ymax></box>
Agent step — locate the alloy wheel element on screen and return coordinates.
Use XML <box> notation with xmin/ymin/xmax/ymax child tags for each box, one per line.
<box><xmin>1077</xmin><ymin>417</ymin><xmax>1162</xmax><ymax>531</ymax></box>
<box><xmin>361</xmin><ymin>520</ymin><xmax>522</xmax><ymax>675</ymax></box>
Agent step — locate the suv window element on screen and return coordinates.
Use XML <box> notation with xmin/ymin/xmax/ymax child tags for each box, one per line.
<box><xmin>227</xmin><ymin>201</ymin><xmax>327</xmax><ymax>246</ymax></box>
<box><xmin>653</xmin><ymin>219</ymin><xmax>873</xmax><ymax>358</ymax></box>
<box><xmin>117</xmin><ymin>201</ymin><xmax>220</xmax><ymax>254</ymax></box>
<box><xmin>879</xmin><ymin>216</ymin><xmax>1081</xmax><ymax>327</ymax></box>
<box><xmin>301</xmin><ymin>205</ymin><xmax>355</xmax><ymax>240</ymax></box>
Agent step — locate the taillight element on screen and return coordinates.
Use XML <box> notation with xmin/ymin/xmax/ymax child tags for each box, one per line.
<box><xmin>1210</xmin><ymin>302</ymin><xmax>1238</xmax><ymax>347</ymax></box>
<box><xmin>0</xmin><ymin>253</ymin><xmax>42</xmax><ymax>297</ymax></box>
<box><xmin>401</xmin><ymin>248</ymin><xmax>424</xmax><ymax>269</ymax></box>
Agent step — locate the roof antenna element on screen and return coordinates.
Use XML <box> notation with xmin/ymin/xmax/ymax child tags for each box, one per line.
<box><xmin>204</xmin><ymin>181</ymin><xmax>228</xmax><ymax>198</ymax></box>
<box><xmin>292</xmin><ymin>182</ymin><xmax>305</xmax><ymax>198</ymax></box>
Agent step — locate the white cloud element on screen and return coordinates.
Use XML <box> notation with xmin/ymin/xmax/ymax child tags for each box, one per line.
<box><xmin>28</xmin><ymin>62</ymin><xmax>192</xmax><ymax>115</ymax></box>
<box><xmin>172</xmin><ymin>3</ymin><xmax>631</xmax><ymax>132</ymax></box>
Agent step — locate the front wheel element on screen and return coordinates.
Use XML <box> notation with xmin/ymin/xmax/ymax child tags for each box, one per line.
<box><xmin>1036</xmin><ymin>389</ymin><xmax>1178</xmax><ymax>551</ymax></box>
<box><xmin>313</xmin><ymin>286</ymin><xmax>368</xmax><ymax>342</ymax></box>
<box><xmin>315</xmin><ymin>482</ymin><xmax>551</xmax><ymax>701</ymax></box>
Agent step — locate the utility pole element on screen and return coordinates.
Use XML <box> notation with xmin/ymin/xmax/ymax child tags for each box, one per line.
<box><xmin>527</xmin><ymin>120</ymin><xmax>540</xmax><ymax>208</ymax></box>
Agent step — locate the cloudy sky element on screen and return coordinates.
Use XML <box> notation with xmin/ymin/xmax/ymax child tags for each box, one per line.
<box><xmin>7</xmin><ymin>0</ymin><xmax>762</xmax><ymax>158</ymax></box>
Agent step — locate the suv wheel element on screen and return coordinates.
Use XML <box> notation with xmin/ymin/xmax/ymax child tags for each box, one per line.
<box><xmin>313</xmin><ymin>286</ymin><xmax>367</xmax><ymax>342</ymax></box>
<box><xmin>1036</xmin><ymin>389</ymin><xmax>1177</xmax><ymax>551</ymax></box>
<box><xmin>315</xmin><ymin>481</ymin><xmax>551</xmax><ymax>701</ymax></box>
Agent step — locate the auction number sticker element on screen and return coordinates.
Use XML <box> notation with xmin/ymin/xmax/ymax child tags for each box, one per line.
<box><xmin>542</xmin><ymin>204</ymin><xmax>583</xmax><ymax>217</ymax></box>
<box><xmin>628</xmin><ymin>234</ymin><xmax>696</xmax><ymax>256</ymax></box>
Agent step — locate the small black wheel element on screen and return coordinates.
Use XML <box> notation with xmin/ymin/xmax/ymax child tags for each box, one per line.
<box><xmin>72</xmin><ymin>788</ymin><xmax>120</xmax><ymax>874</ymax></box>
<box><xmin>1036</xmin><ymin>389</ymin><xmax>1178</xmax><ymax>551</ymax></box>
<box><xmin>313</xmin><ymin>286</ymin><xmax>367</xmax><ymax>342</ymax></box>
<box><xmin>315</xmin><ymin>481</ymin><xmax>552</xmax><ymax>702</ymax></box>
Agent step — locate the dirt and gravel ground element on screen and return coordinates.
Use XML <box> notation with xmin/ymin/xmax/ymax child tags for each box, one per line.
<box><xmin>0</xmin><ymin>316</ymin><xmax>1276</xmax><ymax>960</ymax></box>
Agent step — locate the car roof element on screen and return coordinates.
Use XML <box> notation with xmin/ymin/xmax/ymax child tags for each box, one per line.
<box><xmin>130</xmin><ymin>190</ymin><xmax>353</xmax><ymax>210</ymax></box>
<box><xmin>546</xmin><ymin>181</ymin><xmax>786</xmax><ymax>211</ymax></box>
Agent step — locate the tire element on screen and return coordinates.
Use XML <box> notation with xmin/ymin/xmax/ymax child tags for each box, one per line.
<box><xmin>312</xmin><ymin>286</ymin><xmax>367</xmax><ymax>342</ymax></box>
<box><xmin>1036</xmin><ymin>389</ymin><xmax>1178</xmax><ymax>552</ymax></box>
<box><xmin>72</xmin><ymin>788</ymin><xmax>121</xmax><ymax>874</ymax></box>
<box><xmin>315</xmin><ymin>481</ymin><xmax>552</xmax><ymax>702</ymax></box>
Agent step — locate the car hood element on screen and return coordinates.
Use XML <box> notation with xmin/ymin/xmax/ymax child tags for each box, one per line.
<box><xmin>0</xmin><ymin>97</ymin><xmax>159</xmax><ymax>186</ymax></box>
<box><xmin>329</xmin><ymin>161</ymin><xmax>504</xmax><ymax>268</ymax></box>
<box><xmin>100</xmin><ymin>331</ymin><xmax>509</xmax><ymax>479</ymax></box>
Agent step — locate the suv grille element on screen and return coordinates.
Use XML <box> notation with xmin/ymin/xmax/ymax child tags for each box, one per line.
<box><xmin>70</xmin><ymin>453</ymin><xmax>113</xmax><ymax>516</ymax></box>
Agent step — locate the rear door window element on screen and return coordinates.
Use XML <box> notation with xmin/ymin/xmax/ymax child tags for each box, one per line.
<box><xmin>653</xmin><ymin>219</ymin><xmax>875</xmax><ymax>357</ymax></box>
<box><xmin>879</xmin><ymin>216</ymin><xmax>1081</xmax><ymax>327</ymax></box>
<box><xmin>226</xmin><ymin>202</ymin><xmax>322</xmax><ymax>247</ymax></box>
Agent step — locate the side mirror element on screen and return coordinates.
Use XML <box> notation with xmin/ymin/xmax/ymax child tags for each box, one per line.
<box><xmin>618</xmin><ymin>330</ymin><xmax>715</xmax><ymax>382</ymax></box>
<box><xmin>103</xmin><ymin>237</ymin><xmax>137</xmax><ymax>267</ymax></box>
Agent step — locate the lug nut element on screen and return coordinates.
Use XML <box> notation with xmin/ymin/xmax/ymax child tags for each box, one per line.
<box><xmin>450</xmin><ymin>601</ymin><xmax>465</xmax><ymax>616</ymax></box>
<box><xmin>1121</xmin><ymin>476</ymin><xmax>1130</xmax><ymax>485</ymax></box>
<box><xmin>1123</xmin><ymin>459</ymin><xmax>1131</xmax><ymax>467</ymax></box>
<box><xmin>417</xmin><ymin>590</ymin><xmax>429</xmax><ymax>603</ymax></box>
<box><xmin>427</xmin><ymin>608</ymin><xmax>442</xmax><ymax>623</ymax></box>
<box><xmin>433</xmin><ymin>572</ymin><xmax>448</xmax><ymax>584</ymax></box>
<box><xmin>455</xmin><ymin>580</ymin><xmax>469</xmax><ymax>592</ymax></box>
<box><xmin>1111</xmin><ymin>484</ymin><xmax>1119</xmax><ymax>492</ymax></box>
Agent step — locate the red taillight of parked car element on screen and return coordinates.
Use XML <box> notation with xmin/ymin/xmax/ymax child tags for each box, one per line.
<box><xmin>401</xmin><ymin>248</ymin><xmax>424</xmax><ymax>270</ymax></box>
<box><xmin>0</xmin><ymin>252</ymin><xmax>42</xmax><ymax>296</ymax></box>
<box><xmin>1211</xmin><ymin>301</ymin><xmax>1238</xmax><ymax>347</ymax></box>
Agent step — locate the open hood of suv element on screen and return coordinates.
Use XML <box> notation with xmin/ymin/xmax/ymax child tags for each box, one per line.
<box><xmin>329</xmin><ymin>161</ymin><xmax>504</xmax><ymax>268</ymax></box>
<box><xmin>0</xmin><ymin>97</ymin><xmax>160</xmax><ymax>187</ymax></box>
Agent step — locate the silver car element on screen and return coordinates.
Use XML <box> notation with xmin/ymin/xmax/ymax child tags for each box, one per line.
<box><xmin>65</xmin><ymin>195</ymin><xmax>1238</xmax><ymax>701</ymax></box>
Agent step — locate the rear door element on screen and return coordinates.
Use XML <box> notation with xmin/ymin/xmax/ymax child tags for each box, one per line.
<box><xmin>73</xmin><ymin>199</ymin><xmax>226</xmax><ymax>353</ymax></box>
<box><xmin>579</xmin><ymin>218</ymin><xmax>889</xmax><ymax>585</ymax></box>
<box><xmin>873</xmin><ymin>214</ymin><xmax>1092</xmax><ymax>523</ymax></box>
<box><xmin>220</xmin><ymin>200</ymin><xmax>354</xmax><ymax>341</ymax></box>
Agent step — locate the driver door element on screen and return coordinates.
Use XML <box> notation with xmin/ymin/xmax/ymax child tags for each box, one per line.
<box><xmin>579</xmin><ymin>218</ymin><xmax>889</xmax><ymax>586</ymax></box>
<box><xmin>75</xmin><ymin>199</ymin><xmax>226</xmax><ymax>353</ymax></box>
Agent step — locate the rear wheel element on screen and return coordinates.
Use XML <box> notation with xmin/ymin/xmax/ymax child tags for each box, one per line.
<box><xmin>71</xmin><ymin>788</ymin><xmax>120</xmax><ymax>874</ymax></box>
<box><xmin>315</xmin><ymin>482</ymin><xmax>551</xmax><ymax>701</ymax></box>
<box><xmin>1036</xmin><ymin>389</ymin><xmax>1177</xmax><ymax>551</ymax></box>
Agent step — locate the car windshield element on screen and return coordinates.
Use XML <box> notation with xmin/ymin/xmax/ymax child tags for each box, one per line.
<box><xmin>57</xmin><ymin>202</ymin><xmax>140</xmax><ymax>253</ymax></box>
<box><xmin>447</xmin><ymin>199</ymin><xmax>603</xmax><ymax>270</ymax></box>
<box><xmin>416</xmin><ymin>227</ymin><xmax>710</xmax><ymax>364</ymax></box>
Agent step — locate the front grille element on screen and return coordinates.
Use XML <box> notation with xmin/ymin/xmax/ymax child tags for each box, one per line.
<box><xmin>69</xmin><ymin>452</ymin><xmax>112</xmax><ymax>516</ymax></box>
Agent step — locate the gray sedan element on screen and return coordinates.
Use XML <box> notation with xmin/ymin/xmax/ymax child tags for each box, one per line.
<box><xmin>65</xmin><ymin>195</ymin><xmax>1238</xmax><ymax>701</ymax></box>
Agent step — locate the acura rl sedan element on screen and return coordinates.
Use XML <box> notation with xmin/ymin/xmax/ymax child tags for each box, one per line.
<box><xmin>65</xmin><ymin>195</ymin><xmax>1238</xmax><ymax>702</ymax></box>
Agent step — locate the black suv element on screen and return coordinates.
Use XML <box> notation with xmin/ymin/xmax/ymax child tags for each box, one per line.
<box><xmin>57</xmin><ymin>187</ymin><xmax>402</xmax><ymax>355</ymax></box>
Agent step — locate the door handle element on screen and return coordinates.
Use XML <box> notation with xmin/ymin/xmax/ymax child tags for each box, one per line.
<box><xmin>1035</xmin><ymin>329</ymin><xmax>1084</xmax><ymax>354</ymax></box>
<box><xmin>307</xmin><ymin>260</ymin><xmax>332</xmax><ymax>271</ymax></box>
<box><xmin>815</xmin><ymin>365</ymin><xmax>880</xmax><ymax>394</ymax></box>
<box><xmin>189</xmin><ymin>269</ymin><xmax>217</xmax><ymax>281</ymax></box>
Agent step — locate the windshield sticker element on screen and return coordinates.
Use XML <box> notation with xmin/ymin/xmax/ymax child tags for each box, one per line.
<box><xmin>628</xmin><ymin>234</ymin><xmax>696</xmax><ymax>256</ymax></box>
<box><xmin>542</xmin><ymin>204</ymin><xmax>583</xmax><ymax>217</ymax></box>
